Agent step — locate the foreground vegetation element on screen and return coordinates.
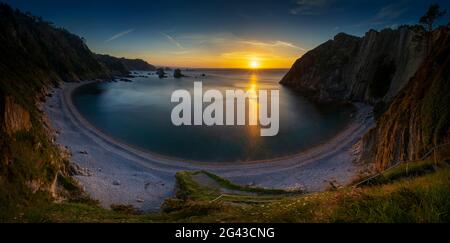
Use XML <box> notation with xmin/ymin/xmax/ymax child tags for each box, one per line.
<box><xmin>4</xmin><ymin>159</ymin><xmax>449</xmax><ymax>223</ymax></box>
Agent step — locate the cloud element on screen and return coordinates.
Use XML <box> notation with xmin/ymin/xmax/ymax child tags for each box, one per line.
<box><xmin>170</xmin><ymin>50</ymin><xmax>193</xmax><ymax>55</ymax></box>
<box><xmin>220</xmin><ymin>51</ymin><xmax>274</xmax><ymax>60</ymax></box>
<box><xmin>290</xmin><ymin>0</ymin><xmax>330</xmax><ymax>16</ymax></box>
<box><xmin>373</xmin><ymin>3</ymin><xmax>408</xmax><ymax>21</ymax></box>
<box><xmin>239</xmin><ymin>40</ymin><xmax>305</xmax><ymax>51</ymax></box>
<box><xmin>106</xmin><ymin>29</ymin><xmax>134</xmax><ymax>42</ymax></box>
<box><xmin>353</xmin><ymin>2</ymin><xmax>408</xmax><ymax>28</ymax></box>
<box><xmin>163</xmin><ymin>33</ymin><xmax>184</xmax><ymax>49</ymax></box>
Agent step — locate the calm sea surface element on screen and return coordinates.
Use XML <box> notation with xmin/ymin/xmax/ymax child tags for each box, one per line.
<box><xmin>72</xmin><ymin>69</ymin><xmax>354</xmax><ymax>162</ymax></box>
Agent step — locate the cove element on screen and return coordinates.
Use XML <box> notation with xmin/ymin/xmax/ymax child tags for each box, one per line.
<box><xmin>72</xmin><ymin>69</ymin><xmax>354</xmax><ymax>162</ymax></box>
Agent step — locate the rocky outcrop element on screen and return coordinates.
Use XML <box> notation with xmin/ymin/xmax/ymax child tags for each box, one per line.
<box><xmin>173</xmin><ymin>69</ymin><xmax>186</xmax><ymax>78</ymax></box>
<box><xmin>156</xmin><ymin>68</ymin><xmax>167</xmax><ymax>78</ymax></box>
<box><xmin>2</xmin><ymin>96</ymin><xmax>31</xmax><ymax>135</ymax></box>
<box><xmin>362</xmin><ymin>25</ymin><xmax>450</xmax><ymax>170</ymax></box>
<box><xmin>281</xmin><ymin>26</ymin><xmax>428</xmax><ymax>105</ymax></box>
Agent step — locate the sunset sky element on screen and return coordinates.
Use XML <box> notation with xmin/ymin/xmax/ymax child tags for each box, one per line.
<box><xmin>4</xmin><ymin>0</ymin><xmax>450</xmax><ymax>68</ymax></box>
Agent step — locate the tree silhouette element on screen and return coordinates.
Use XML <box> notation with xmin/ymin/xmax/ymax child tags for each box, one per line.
<box><xmin>419</xmin><ymin>4</ymin><xmax>447</xmax><ymax>54</ymax></box>
<box><xmin>420</xmin><ymin>4</ymin><xmax>447</xmax><ymax>32</ymax></box>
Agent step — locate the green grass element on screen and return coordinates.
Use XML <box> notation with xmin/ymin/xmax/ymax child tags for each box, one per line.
<box><xmin>200</xmin><ymin>171</ymin><xmax>301</xmax><ymax>195</ymax></box>
<box><xmin>153</xmin><ymin>165</ymin><xmax>449</xmax><ymax>222</ymax></box>
<box><xmin>358</xmin><ymin>160</ymin><xmax>444</xmax><ymax>186</ymax></box>
<box><xmin>332</xmin><ymin>168</ymin><xmax>450</xmax><ymax>223</ymax></box>
<box><xmin>173</xmin><ymin>171</ymin><xmax>301</xmax><ymax>201</ymax></box>
<box><xmin>158</xmin><ymin>167</ymin><xmax>450</xmax><ymax>223</ymax></box>
<box><xmin>3</xmin><ymin>162</ymin><xmax>450</xmax><ymax>223</ymax></box>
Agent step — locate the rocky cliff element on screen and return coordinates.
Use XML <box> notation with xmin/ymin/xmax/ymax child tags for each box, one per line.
<box><xmin>361</xmin><ymin>25</ymin><xmax>450</xmax><ymax>170</ymax></box>
<box><xmin>282</xmin><ymin>25</ymin><xmax>449</xmax><ymax>170</ymax></box>
<box><xmin>2</xmin><ymin>95</ymin><xmax>31</xmax><ymax>135</ymax></box>
<box><xmin>281</xmin><ymin>26</ymin><xmax>428</xmax><ymax>105</ymax></box>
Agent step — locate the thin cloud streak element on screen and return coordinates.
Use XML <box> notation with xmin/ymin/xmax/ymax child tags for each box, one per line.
<box><xmin>290</xmin><ymin>0</ymin><xmax>330</xmax><ymax>16</ymax></box>
<box><xmin>163</xmin><ymin>33</ymin><xmax>185</xmax><ymax>49</ymax></box>
<box><xmin>239</xmin><ymin>40</ymin><xmax>305</xmax><ymax>51</ymax></box>
<box><xmin>352</xmin><ymin>2</ymin><xmax>409</xmax><ymax>28</ymax></box>
<box><xmin>106</xmin><ymin>29</ymin><xmax>135</xmax><ymax>42</ymax></box>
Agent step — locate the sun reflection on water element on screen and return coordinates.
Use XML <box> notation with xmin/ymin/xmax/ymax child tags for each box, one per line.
<box><xmin>246</xmin><ymin>72</ymin><xmax>262</xmax><ymax>143</ymax></box>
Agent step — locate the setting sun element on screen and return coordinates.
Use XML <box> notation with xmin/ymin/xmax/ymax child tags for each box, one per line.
<box><xmin>250</xmin><ymin>60</ymin><xmax>260</xmax><ymax>69</ymax></box>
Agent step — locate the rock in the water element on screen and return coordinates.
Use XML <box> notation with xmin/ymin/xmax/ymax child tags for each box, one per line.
<box><xmin>156</xmin><ymin>68</ymin><xmax>167</xmax><ymax>78</ymax></box>
<box><xmin>113</xmin><ymin>180</ymin><xmax>121</xmax><ymax>186</ymax></box>
<box><xmin>173</xmin><ymin>69</ymin><xmax>186</xmax><ymax>78</ymax></box>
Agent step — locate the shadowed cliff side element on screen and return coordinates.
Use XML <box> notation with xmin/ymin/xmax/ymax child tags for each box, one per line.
<box><xmin>0</xmin><ymin>3</ymin><xmax>102</xmax><ymax>218</ymax></box>
<box><xmin>361</xmin><ymin>25</ymin><xmax>450</xmax><ymax>170</ymax></box>
<box><xmin>0</xmin><ymin>3</ymin><xmax>156</xmax><ymax>219</ymax></box>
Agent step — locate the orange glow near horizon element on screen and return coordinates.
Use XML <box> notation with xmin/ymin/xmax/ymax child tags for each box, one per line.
<box><xmin>105</xmin><ymin>37</ymin><xmax>305</xmax><ymax>70</ymax></box>
<box><xmin>147</xmin><ymin>53</ymin><xmax>297</xmax><ymax>69</ymax></box>
<box><xmin>111</xmin><ymin>49</ymin><xmax>302</xmax><ymax>69</ymax></box>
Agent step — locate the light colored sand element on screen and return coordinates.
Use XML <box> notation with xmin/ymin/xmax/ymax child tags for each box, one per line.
<box><xmin>44</xmin><ymin>81</ymin><xmax>375</xmax><ymax>212</ymax></box>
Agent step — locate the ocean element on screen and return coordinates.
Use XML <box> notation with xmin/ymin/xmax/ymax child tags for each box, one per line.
<box><xmin>72</xmin><ymin>69</ymin><xmax>354</xmax><ymax>162</ymax></box>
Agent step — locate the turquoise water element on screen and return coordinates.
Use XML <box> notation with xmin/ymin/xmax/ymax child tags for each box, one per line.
<box><xmin>72</xmin><ymin>69</ymin><xmax>354</xmax><ymax>162</ymax></box>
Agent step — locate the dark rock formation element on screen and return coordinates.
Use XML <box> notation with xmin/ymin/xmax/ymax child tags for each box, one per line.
<box><xmin>156</xmin><ymin>68</ymin><xmax>167</xmax><ymax>78</ymax></box>
<box><xmin>281</xmin><ymin>26</ymin><xmax>428</xmax><ymax>105</ymax></box>
<box><xmin>173</xmin><ymin>69</ymin><xmax>186</xmax><ymax>78</ymax></box>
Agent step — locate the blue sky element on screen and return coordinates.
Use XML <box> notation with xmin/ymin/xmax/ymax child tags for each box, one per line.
<box><xmin>3</xmin><ymin>0</ymin><xmax>450</xmax><ymax>68</ymax></box>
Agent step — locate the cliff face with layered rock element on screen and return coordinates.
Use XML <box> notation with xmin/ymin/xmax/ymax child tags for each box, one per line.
<box><xmin>361</xmin><ymin>25</ymin><xmax>450</xmax><ymax>170</ymax></box>
<box><xmin>2</xmin><ymin>95</ymin><xmax>31</xmax><ymax>135</ymax></box>
<box><xmin>281</xmin><ymin>26</ymin><xmax>428</xmax><ymax>105</ymax></box>
<box><xmin>282</xmin><ymin>25</ymin><xmax>449</xmax><ymax>170</ymax></box>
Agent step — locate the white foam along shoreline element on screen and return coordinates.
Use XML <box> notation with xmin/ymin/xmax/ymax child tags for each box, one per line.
<box><xmin>45</xmin><ymin>80</ymin><xmax>375</xmax><ymax>212</ymax></box>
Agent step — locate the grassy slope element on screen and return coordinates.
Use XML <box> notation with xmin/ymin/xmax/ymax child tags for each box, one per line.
<box><xmin>10</xmin><ymin>161</ymin><xmax>450</xmax><ymax>223</ymax></box>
